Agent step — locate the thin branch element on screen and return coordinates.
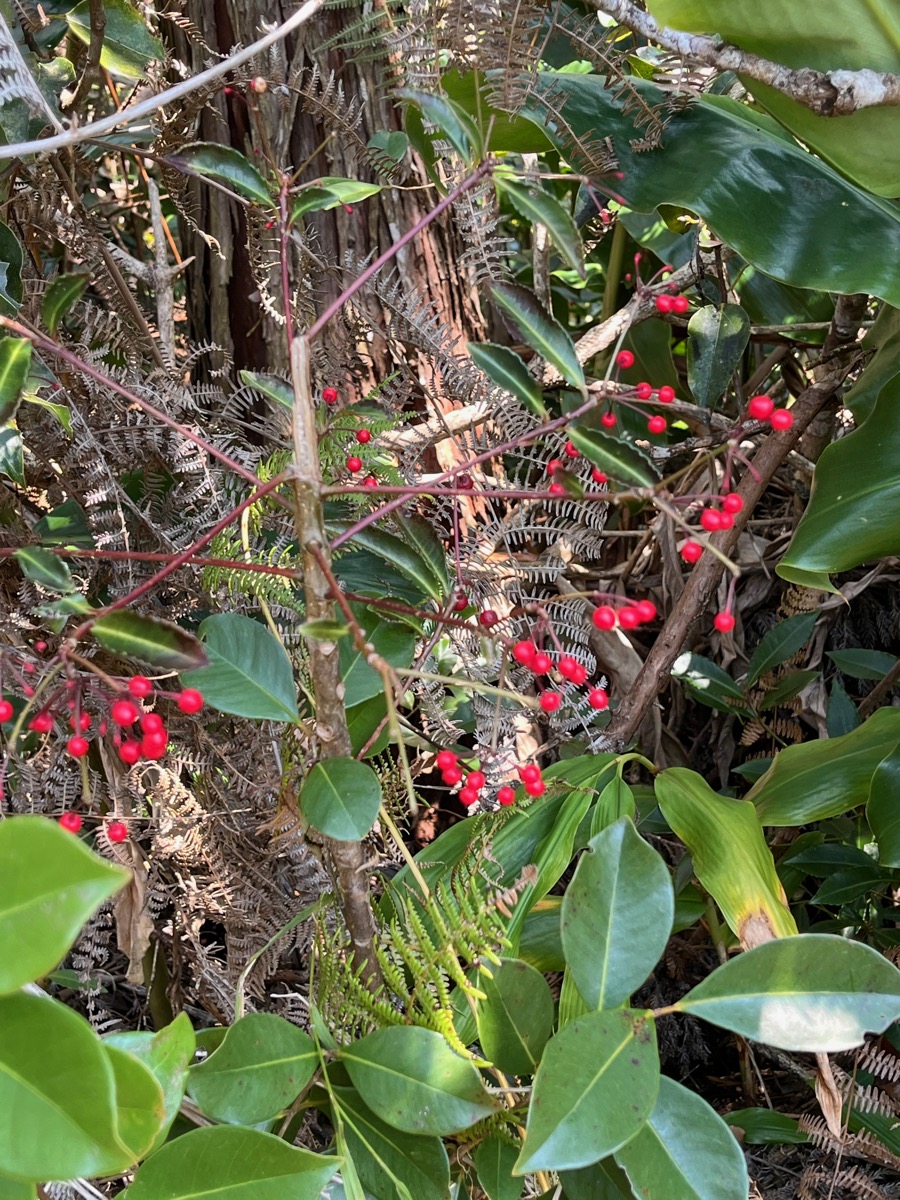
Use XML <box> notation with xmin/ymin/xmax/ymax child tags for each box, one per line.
<box><xmin>593</xmin><ymin>0</ymin><xmax>900</xmax><ymax>116</ymax></box>
<box><xmin>67</xmin><ymin>0</ymin><xmax>106</xmax><ymax>110</ymax></box>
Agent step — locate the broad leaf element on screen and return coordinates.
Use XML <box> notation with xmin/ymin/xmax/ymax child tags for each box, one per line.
<box><xmin>489</xmin><ymin>283</ymin><xmax>584</xmax><ymax>391</ymax></box>
<box><xmin>340</xmin><ymin>1027</ymin><xmax>497</xmax><ymax>1136</ymax></box>
<box><xmin>0</xmin><ymin>1174</ymin><xmax>34</xmax><ymax>1199</ymax></box>
<box><xmin>396</xmin><ymin>89</ymin><xmax>481</xmax><ymax>162</ymax></box>
<box><xmin>614</xmin><ymin>1076</ymin><xmax>749</xmax><ymax>1200</ymax></box>
<box><xmin>0</xmin><ymin>423</ymin><xmax>23</xmax><ymax>485</ymax></box>
<box><xmin>239</xmin><ymin>370</ymin><xmax>292</xmax><ymax>410</ymax></box>
<box><xmin>42</xmin><ymin>271</ymin><xmax>89</xmax><ymax>336</ymax></box>
<box><xmin>14</xmin><ymin>546</ymin><xmax>73</xmax><ymax>593</ymax></box>
<box><xmin>498</xmin><ymin>180</ymin><xmax>585</xmax><ymax>277</ymax></box>
<box><xmin>677</xmin><ymin>934</ymin><xmax>900</xmax><ymax>1051</ymax></box>
<box><xmin>686</xmin><ymin>304</ymin><xmax>750</xmax><ymax>408</ymax></box>
<box><xmin>34</xmin><ymin>498</ymin><xmax>94</xmax><ymax>548</ymax></box>
<box><xmin>566</xmin><ymin>426</ymin><xmax>659</xmax><ymax>488</ymax></box>
<box><xmin>0</xmin><ymin>815</ymin><xmax>129</xmax><ymax>994</ymax></box>
<box><xmin>0</xmin><ymin>222</ymin><xmax>23</xmax><ymax>317</ymax></box>
<box><xmin>66</xmin><ymin>0</ymin><xmax>164</xmax><ymax>79</ymax></box>
<box><xmin>827</xmin><ymin>678</ymin><xmax>861</xmax><ymax>737</ymax></box>
<box><xmin>867</xmin><ymin>743</ymin><xmax>900</xmax><ymax>868</ymax></box>
<box><xmin>560</xmin><ymin>1161</ymin><xmax>636</xmax><ymax>1200</ymax></box>
<box><xmin>827</xmin><ymin>649</ymin><xmax>899</xmax><ymax>680</ymax></box>
<box><xmin>0</xmin><ymin>337</ymin><xmax>31</xmax><ymax>424</ymax></box>
<box><xmin>475</xmin><ymin>957</ymin><xmax>554</xmax><ymax>1075</ymax></box>
<box><xmin>166</xmin><ymin>144</ymin><xmax>273</xmax><ymax>207</ymax></box>
<box><xmin>93</xmin><ymin>611</ymin><xmax>206</xmax><ymax>671</ymax></box>
<box><xmin>515</xmin><ymin>1009</ymin><xmax>659</xmax><ymax>1173</ymax></box>
<box><xmin>758</xmin><ymin>669</ymin><xmax>819</xmax><ymax>712</ymax></box>
<box><xmin>106</xmin><ymin>1014</ymin><xmax>195</xmax><ymax>1154</ymax></box>
<box><xmin>104</xmin><ymin>1045</ymin><xmax>166</xmax><ymax>1162</ymax></box>
<box><xmin>469</xmin><ymin>342</ymin><xmax>549</xmax><ymax>420</ymax></box>
<box><xmin>125</xmin><ymin>1126</ymin><xmax>338</xmax><ymax>1200</ymax></box>
<box><xmin>340</xmin><ymin>605</ymin><xmax>416</xmax><ymax>707</ymax></box>
<box><xmin>389</xmin><ymin>515</ymin><xmax>450</xmax><ymax>602</ymax></box>
<box><xmin>180</xmin><ymin>613</ymin><xmax>297</xmax><ymax>721</ymax></box>
<box><xmin>745</xmin><ymin>612</ymin><xmax>817</xmax><ymax>688</ymax></box>
<box><xmin>333</xmin><ymin>525</ymin><xmax>447</xmax><ymax>604</ymax></box>
<box><xmin>561</xmin><ymin>818</ymin><xmax>674</xmax><ymax>1010</ymax></box>
<box><xmin>473</xmin><ymin>1136</ymin><xmax>522</xmax><ymax>1200</ymax></box>
<box><xmin>301</xmin><ymin>757</ymin><xmax>382</xmax><ymax>841</ymax></box>
<box><xmin>590</xmin><ymin>776</ymin><xmax>636</xmax><ymax>835</ymax></box>
<box><xmin>671</xmin><ymin>652</ymin><xmax>751</xmax><ymax>716</ymax></box>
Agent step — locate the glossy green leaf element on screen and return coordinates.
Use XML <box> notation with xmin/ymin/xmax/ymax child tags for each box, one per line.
<box><xmin>686</xmin><ymin>304</ymin><xmax>750</xmax><ymax>408</ymax></box>
<box><xmin>24</xmin><ymin>394</ymin><xmax>71</xmax><ymax>434</ymax></box>
<box><xmin>106</xmin><ymin>1014</ymin><xmax>195</xmax><ymax>1153</ymax></box>
<box><xmin>34</xmin><ymin>498</ymin><xmax>94</xmax><ymax>548</ymax></box>
<box><xmin>779</xmin><ymin>374</ymin><xmax>900</xmax><ymax>589</ymax></box>
<box><xmin>827</xmin><ymin>678</ymin><xmax>861</xmax><ymax>736</ymax></box>
<box><xmin>498</xmin><ymin>180</ymin><xmax>584</xmax><ymax>277</ymax></box>
<box><xmin>0</xmin><ymin>337</ymin><xmax>31</xmax><ymax>425</ymax></box>
<box><xmin>126</xmin><ymin>1126</ymin><xmax>338</xmax><ymax>1200</ymax></box>
<box><xmin>14</xmin><ymin>546</ymin><xmax>73</xmax><ymax>593</ymax></box>
<box><xmin>867</xmin><ymin>743</ymin><xmax>900</xmax><ymax>868</ymax></box>
<box><xmin>188</xmin><ymin>1012</ymin><xmax>317</xmax><ymax>1124</ymax></box>
<box><xmin>104</xmin><ymin>1044</ymin><xmax>166</xmax><ymax>1161</ymax></box>
<box><xmin>515</xmin><ymin>1009</ymin><xmax>659</xmax><ymax>1173</ymax></box>
<box><xmin>301</xmin><ymin>757</ymin><xmax>382</xmax><ymax>841</ymax></box>
<box><xmin>473</xmin><ymin>1137</ymin><xmax>522</xmax><ymax>1200</ymax></box>
<box><xmin>239</xmin><ymin>370</ymin><xmax>292</xmax><ymax>410</ymax></box>
<box><xmin>334</xmin><ymin>525</ymin><xmax>447</xmax><ymax>604</ymax></box>
<box><xmin>340</xmin><ymin>1027</ymin><xmax>496</xmax><ymax>1136</ymax></box>
<box><xmin>827</xmin><ymin>649</ymin><xmax>899</xmax><ymax>680</ymax></box>
<box><xmin>723</xmin><ymin>1107</ymin><xmax>807</xmax><ymax>1145</ymax></box>
<box><xmin>390</xmin><ymin>515</ymin><xmax>450</xmax><ymax>600</ymax></box>
<box><xmin>0</xmin><ymin>222</ymin><xmax>23</xmax><ymax>317</ymax></box>
<box><xmin>332</xmin><ymin>1086</ymin><xmax>450</xmax><ymax>1200</ymax></box>
<box><xmin>346</xmin><ymin>695</ymin><xmax>390</xmax><ymax>757</ymax></box>
<box><xmin>0</xmin><ymin>1173</ymin><xmax>34</xmax><ymax>1200</ymax></box>
<box><xmin>0</xmin><ymin>423</ymin><xmax>23</xmax><ymax>485</ymax></box>
<box><xmin>291</xmin><ymin>179</ymin><xmax>382</xmax><ymax>222</ymax></box>
<box><xmin>0</xmin><ymin>992</ymin><xmax>131</xmax><ymax>1179</ymax></box>
<box><xmin>560</xmin><ymin>1160</ymin><xmax>637</xmax><ymax>1200</ymax></box>
<box><xmin>531</xmin><ymin>74</ymin><xmax>900</xmax><ymax>307</ymax></box>
<box><xmin>811</xmin><ymin>864</ymin><xmax>893</xmax><ymax>905</ymax></box>
<box><xmin>748</xmin><ymin>707</ymin><xmax>900</xmax><ymax>825</ymax></box>
<box><xmin>671</xmin><ymin>652</ymin><xmax>751</xmax><ymax>715</ymax></box>
<box><xmin>758</xmin><ymin>668</ymin><xmax>819</xmax><ymax>712</ymax></box>
<box><xmin>180</xmin><ymin>613</ymin><xmax>297</xmax><ymax>721</ymax></box>
<box><xmin>678</xmin><ymin>934</ymin><xmax>900</xmax><ymax>1051</ymax></box>
<box><xmin>614</xmin><ymin>1076</ymin><xmax>749</xmax><ymax>1200</ymax></box>
<box><xmin>566</xmin><ymin>425</ymin><xmax>658</xmax><ymax>488</ymax></box>
<box><xmin>489</xmin><ymin>283</ymin><xmax>584</xmax><ymax>392</ymax></box>
<box><xmin>745</xmin><ymin>612</ymin><xmax>817</xmax><ymax>688</ymax></box>
<box><xmin>93</xmin><ymin>611</ymin><xmax>208</xmax><ymax>672</ymax></box>
<box><xmin>339</xmin><ymin>605</ymin><xmax>416</xmax><ymax>707</ymax></box>
<box><xmin>42</xmin><ymin>272</ymin><xmax>88</xmax><ymax>336</ymax></box>
<box><xmin>475</xmin><ymin>957</ymin><xmax>554</xmax><ymax>1075</ymax></box>
<box><xmin>655</xmin><ymin>769</ymin><xmax>797</xmax><ymax>946</ymax></box>
<box><xmin>396</xmin><ymin>89</ymin><xmax>481</xmax><ymax>162</ymax></box>
<box><xmin>166</xmin><ymin>143</ymin><xmax>273</xmax><ymax>207</ymax></box>
<box><xmin>469</xmin><ymin>342</ymin><xmax>549</xmax><ymax>420</ymax></box>
<box><xmin>67</xmin><ymin>0</ymin><xmax>164</xmax><ymax>79</ymax></box>
<box><xmin>590</xmin><ymin>776</ymin><xmax>636</xmax><ymax>835</ymax></box>
<box><xmin>0</xmin><ymin>815</ymin><xmax>129</xmax><ymax>994</ymax></box>
<box><xmin>519</xmin><ymin>899</ymin><xmax>565</xmax><ymax>973</ymax></box>
<box><xmin>561</xmin><ymin>818</ymin><xmax>673</xmax><ymax>1010</ymax></box>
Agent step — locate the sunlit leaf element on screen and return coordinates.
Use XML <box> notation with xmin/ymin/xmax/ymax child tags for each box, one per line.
<box><xmin>180</xmin><ymin>613</ymin><xmax>297</xmax><ymax>721</ymax></box>
<box><xmin>165</xmin><ymin>143</ymin><xmax>273</xmax><ymax>207</ymax></box>
<box><xmin>469</xmin><ymin>342</ymin><xmax>549</xmax><ymax>421</ymax></box>
<box><xmin>686</xmin><ymin>304</ymin><xmax>750</xmax><ymax>408</ymax></box>
<box><xmin>0</xmin><ymin>337</ymin><xmax>32</xmax><ymax>424</ymax></box>
<box><xmin>301</xmin><ymin>758</ymin><xmax>382</xmax><ymax>841</ymax></box>
<box><xmin>489</xmin><ymin>283</ymin><xmax>584</xmax><ymax>392</ymax></box>
<box><xmin>66</xmin><ymin>0</ymin><xmax>164</xmax><ymax>80</ymax></box>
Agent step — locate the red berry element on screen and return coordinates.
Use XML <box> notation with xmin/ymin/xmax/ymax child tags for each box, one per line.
<box><xmin>456</xmin><ymin>473</ymin><xmax>474</xmax><ymax>490</ymax></box>
<box><xmin>141</xmin><ymin>713</ymin><xmax>165</xmax><ymax>733</ymax></box>
<box><xmin>657</xmin><ymin>385</ymin><xmax>676</xmax><ymax>404</ymax></box>
<box><xmin>442</xmin><ymin>765</ymin><xmax>463</xmax><ymax>786</ymax></box>
<box><xmin>22</xmin><ymin>685</ymin><xmax>34</xmax><ymax>697</ymax></box>
<box><xmin>618</xmin><ymin>607</ymin><xmax>641</xmax><ymax>630</ymax></box>
<box><xmin>458</xmin><ymin>786</ymin><xmax>479</xmax><ymax>807</ymax></box>
<box><xmin>722</xmin><ymin>492</ymin><xmax>743</xmax><ymax>514</ymax></box>
<box><xmin>512</xmin><ymin>640</ymin><xmax>537</xmax><ymax>665</ymax></box>
<box><xmin>570</xmin><ymin>663</ymin><xmax>588</xmax><ymax>685</ymax></box>
<box><xmin>59</xmin><ymin>811</ymin><xmax>82</xmax><ymax>833</ymax></box>
<box><xmin>107</xmin><ymin>821</ymin><xmax>128</xmax><ymax>843</ymax></box>
<box><xmin>681</xmin><ymin>540</ymin><xmax>703</xmax><ymax>563</ymax></box>
<box><xmin>770</xmin><ymin>408</ymin><xmax>794</xmax><ymax>431</ymax></box>
<box><xmin>356</xmin><ymin>428</ymin><xmax>371</xmax><ymax>444</ymax></box>
<box><xmin>29</xmin><ymin>712</ymin><xmax>53</xmax><ymax>734</ymax></box>
<box><xmin>591</xmin><ymin>468</ymin><xmax>608</xmax><ymax>485</ymax></box>
<box><xmin>558</xmin><ymin>656</ymin><xmax>579</xmax><ymax>680</ymax></box>
<box><xmin>141</xmin><ymin>734</ymin><xmax>167</xmax><ymax>760</ymax></box>
<box><xmin>700</xmin><ymin>508</ymin><xmax>723</xmax><ymax>532</ymax></box>
<box><xmin>466</xmin><ymin>770</ymin><xmax>486</xmax><ymax>791</ymax></box>
<box><xmin>588</xmin><ymin>687</ymin><xmax>609</xmax><ymax>710</ymax></box>
<box><xmin>67</xmin><ymin>735</ymin><xmax>89</xmax><ymax>758</ymax></box>
<box><xmin>615</xmin><ymin>350</ymin><xmax>635</xmax><ymax>369</ymax></box>
<box><xmin>177</xmin><ymin>689</ymin><xmax>204</xmax><ymax>714</ymax></box>
<box><xmin>118</xmin><ymin>741</ymin><xmax>141</xmax><ymax>765</ymax></box>
<box><xmin>548</xmin><ymin>481</ymin><xmax>566</xmax><ymax>496</ymax></box>
<box><xmin>600</xmin><ymin>412</ymin><xmax>617</xmax><ymax>428</ymax></box>
<box><xmin>564</xmin><ymin>441</ymin><xmax>579</xmax><ymax>458</ymax></box>
<box><xmin>128</xmin><ymin>676</ymin><xmax>153</xmax><ymax>698</ymax></box>
<box><xmin>452</xmin><ymin>592</ymin><xmax>469</xmax><ymax>612</ymax></box>
<box><xmin>540</xmin><ymin>691</ymin><xmax>562</xmax><ymax>713</ymax></box>
<box><xmin>532</xmin><ymin>652</ymin><xmax>552</xmax><ymax>674</ymax></box>
<box><xmin>322</xmin><ymin>387</ymin><xmax>339</xmax><ymax>404</ymax></box>
<box><xmin>436</xmin><ymin>750</ymin><xmax>457</xmax><ymax>771</ymax></box>
<box><xmin>647</xmin><ymin>416</ymin><xmax>667</xmax><ymax>434</ymax></box>
<box><xmin>593</xmin><ymin>605</ymin><xmax>617</xmax><ymax>630</ymax></box>
<box><xmin>747</xmin><ymin>395</ymin><xmax>774</xmax><ymax>421</ymax></box>
<box><xmin>0</xmin><ymin>699</ymin><xmax>14</xmax><ymax>722</ymax></box>
<box><xmin>479</xmin><ymin>610</ymin><xmax>499</xmax><ymax>628</ymax></box>
<box><xmin>497</xmin><ymin>786</ymin><xmax>516</xmax><ymax>806</ymax></box>
<box><xmin>110</xmin><ymin>699</ymin><xmax>138</xmax><ymax>727</ymax></box>
<box><xmin>520</xmin><ymin>765</ymin><xmax>542</xmax><ymax>784</ymax></box>
<box><xmin>671</xmin><ymin>295</ymin><xmax>689</xmax><ymax>314</ymax></box>
<box><xmin>34</xmin><ymin>641</ymin><xmax>47</xmax><ymax>653</ymax></box>
<box><xmin>346</xmin><ymin>456</ymin><xmax>363</xmax><ymax>473</ymax></box>
<box><xmin>635</xmin><ymin>382</ymin><xmax>653</xmax><ymax>400</ymax></box>
<box><xmin>718</xmin><ymin>511</ymin><xmax>734</xmax><ymax>530</ymax></box>
<box><xmin>546</xmin><ymin>459</ymin><xmax>564</xmax><ymax>475</ymax></box>
<box><xmin>655</xmin><ymin>294</ymin><xmax>675</xmax><ymax>314</ymax></box>
<box><xmin>525</xmin><ymin>778</ymin><xmax>546</xmax><ymax>798</ymax></box>
<box><xmin>362</xmin><ymin>475</ymin><xmax>378</xmax><ymax>488</ymax></box>
<box><xmin>635</xmin><ymin>600</ymin><xmax>657</xmax><ymax>623</ymax></box>
<box><xmin>714</xmin><ymin>612</ymin><xmax>736</xmax><ymax>633</ymax></box>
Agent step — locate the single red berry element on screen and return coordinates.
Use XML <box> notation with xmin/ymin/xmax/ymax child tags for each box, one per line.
<box><xmin>34</xmin><ymin>641</ymin><xmax>48</xmax><ymax>653</ymax></box>
<box><xmin>546</xmin><ymin>458</ymin><xmax>564</xmax><ymax>475</ymax></box>
<box><xmin>59</xmin><ymin>811</ymin><xmax>82</xmax><ymax>833</ymax></box>
<box><xmin>362</xmin><ymin>475</ymin><xmax>378</xmax><ymax>488</ymax></box>
<box><xmin>436</xmin><ymin>750</ymin><xmax>457</xmax><ymax>771</ymax></box>
<box><xmin>29</xmin><ymin>712</ymin><xmax>53</xmax><ymax>734</ymax></box>
<box><xmin>648</xmin><ymin>415</ymin><xmax>667</xmax><ymax>434</ymax></box>
<box><xmin>564</xmin><ymin>441</ymin><xmax>579</xmax><ymax>459</ymax></box>
<box><xmin>479</xmin><ymin>610</ymin><xmax>499</xmax><ymax>628</ymax></box>
<box><xmin>525</xmin><ymin>778</ymin><xmax>546</xmax><ymax>798</ymax></box>
<box><xmin>22</xmin><ymin>685</ymin><xmax>35</xmax><ymax>698</ymax></box>
<box><xmin>520</xmin><ymin>764</ymin><xmax>542</xmax><ymax>784</ymax></box>
<box><xmin>497</xmin><ymin>786</ymin><xmax>516</xmax><ymax>806</ymax></box>
<box><xmin>548</xmin><ymin>481</ymin><xmax>566</xmax><ymax>496</ymax></box>
<box><xmin>110</xmin><ymin>699</ymin><xmax>139</xmax><ymax>727</ymax></box>
<box><xmin>700</xmin><ymin>508</ymin><xmax>723</xmax><ymax>532</ymax></box>
<box><xmin>532</xmin><ymin>652</ymin><xmax>552</xmax><ymax>674</ymax></box>
<box><xmin>513</xmin><ymin>640</ymin><xmax>537</xmax><ymax>665</ymax></box>
<box><xmin>671</xmin><ymin>295</ymin><xmax>689</xmax><ymax>314</ymax></box>
<box><xmin>570</xmin><ymin>662</ymin><xmax>588</xmax><ymax>685</ymax></box>
<box><xmin>540</xmin><ymin>691</ymin><xmax>562</xmax><ymax>713</ymax></box>
<box><xmin>442</xmin><ymin>765</ymin><xmax>463</xmax><ymax>786</ymax></box>
<box><xmin>23</xmin><ymin>662</ymin><xmax>35</xmax><ymax>674</ymax></box>
<box><xmin>356</xmin><ymin>428</ymin><xmax>371</xmax><ymax>444</ymax></box>
<box><xmin>177</xmin><ymin>689</ymin><xmax>204</xmax><ymax>714</ymax></box>
<box><xmin>452</xmin><ymin>592</ymin><xmax>469</xmax><ymax>612</ymax></box>
<box><xmin>681</xmin><ymin>540</ymin><xmax>703</xmax><ymax>564</ymax></box>
<box><xmin>107</xmin><ymin>821</ymin><xmax>128</xmax><ymax>843</ymax></box>
<box><xmin>141</xmin><ymin>734</ymin><xmax>167</xmax><ymax>760</ymax></box>
<box><xmin>456</xmin><ymin>473</ymin><xmax>474</xmax><ymax>490</ymax></box>
<box><xmin>635</xmin><ymin>599</ymin><xmax>657</xmax><ymax>623</ymax></box>
<box><xmin>322</xmin><ymin>387</ymin><xmax>339</xmax><ymax>404</ymax></box>
<box><xmin>466</xmin><ymin>770</ymin><xmax>486</xmax><ymax>791</ymax></box>
<box><xmin>67</xmin><ymin>735</ymin><xmax>90</xmax><ymax>758</ymax></box>
<box><xmin>722</xmin><ymin>492</ymin><xmax>743</xmax><ymax>514</ymax></box>
<box><xmin>657</xmin><ymin>385</ymin><xmax>676</xmax><ymax>404</ymax></box>
<box><xmin>770</xmin><ymin>408</ymin><xmax>794</xmax><ymax>431</ymax></box>
<box><xmin>141</xmin><ymin>713</ymin><xmax>165</xmax><ymax>734</ymax></box>
<box><xmin>118</xmin><ymin>741</ymin><xmax>141</xmax><ymax>765</ymax></box>
<box><xmin>747</xmin><ymin>395</ymin><xmax>774</xmax><ymax>421</ymax></box>
<box><xmin>459</xmin><ymin>786</ymin><xmax>479</xmax><ymax>807</ymax></box>
<box><xmin>618</xmin><ymin>607</ymin><xmax>641</xmax><ymax>630</ymax></box>
<box><xmin>265</xmin><ymin>220</ymin><xmax>276</xmax><ymax>230</ymax></box>
<box><xmin>558</xmin><ymin>656</ymin><xmax>579</xmax><ymax>680</ymax></box>
<box><xmin>718</xmin><ymin>511</ymin><xmax>734</xmax><ymax>530</ymax></box>
<box><xmin>600</xmin><ymin>412</ymin><xmax>617</xmax><ymax>428</ymax></box>
<box><xmin>128</xmin><ymin>676</ymin><xmax>153</xmax><ymax>698</ymax></box>
<box><xmin>0</xmin><ymin>699</ymin><xmax>13</xmax><ymax>722</ymax></box>
<box><xmin>714</xmin><ymin>612</ymin><xmax>736</xmax><ymax>633</ymax></box>
<box><xmin>635</xmin><ymin>382</ymin><xmax>653</xmax><ymax>400</ymax></box>
<box><xmin>593</xmin><ymin>605</ymin><xmax>617</xmax><ymax>630</ymax></box>
<box><xmin>655</xmin><ymin>294</ymin><xmax>675</xmax><ymax>314</ymax></box>
<box><xmin>588</xmin><ymin>687</ymin><xmax>609</xmax><ymax>710</ymax></box>
<box><xmin>591</xmin><ymin>468</ymin><xmax>608</xmax><ymax>485</ymax></box>
<box><xmin>346</xmin><ymin>456</ymin><xmax>363</xmax><ymax>473</ymax></box>
<box><xmin>615</xmin><ymin>349</ymin><xmax>635</xmax><ymax>369</ymax></box>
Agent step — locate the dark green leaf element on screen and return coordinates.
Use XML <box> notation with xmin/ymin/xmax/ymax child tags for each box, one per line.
<box><xmin>515</xmin><ymin>1009</ymin><xmax>659</xmax><ymax>1173</ymax></box>
<box><xmin>301</xmin><ymin>758</ymin><xmax>382</xmax><ymax>841</ymax></box>
<box><xmin>106</xmin><ymin>1014</ymin><xmax>195</xmax><ymax>1155</ymax></box>
<box><xmin>498</xmin><ymin>180</ymin><xmax>584</xmax><ymax>278</ymax></box>
<box><xmin>166</xmin><ymin>143</ymin><xmax>273</xmax><ymax>207</ymax></box>
<box><xmin>475</xmin><ymin>958</ymin><xmax>554</xmax><ymax>1075</ymax></box>
<box><xmin>678</xmin><ymin>934</ymin><xmax>900</xmax><ymax>1050</ymax></box>
<box><xmin>469</xmin><ymin>342</ymin><xmax>549</xmax><ymax>420</ymax></box>
<box><xmin>560</xmin><ymin>1160</ymin><xmax>636</xmax><ymax>1200</ymax></box>
<box><xmin>14</xmin><ymin>546</ymin><xmax>73</xmax><ymax>593</ymax></box>
<box><xmin>867</xmin><ymin>744</ymin><xmax>900</xmax><ymax>868</ymax></box>
<box><xmin>722</xmin><ymin>1107</ymin><xmax>807</xmax><ymax>1145</ymax></box>
<box><xmin>180</xmin><ymin>613</ymin><xmax>297</xmax><ymax>721</ymax></box>
<box><xmin>686</xmin><ymin>304</ymin><xmax>750</xmax><ymax>408</ymax></box>
<box><xmin>827</xmin><ymin>678</ymin><xmax>861</xmax><ymax>737</ymax></box>
<box><xmin>0</xmin><ymin>423</ymin><xmax>23</xmax><ymax>485</ymax></box>
<box><xmin>0</xmin><ymin>816</ymin><xmax>128</xmax><ymax>994</ymax></box>
<box><xmin>0</xmin><ymin>222</ymin><xmax>23</xmax><ymax>317</ymax></box>
<box><xmin>239</xmin><ymin>370</ymin><xmax>292</xmax><ymax>409</ymax></box>
<box><xmin>519</xmin><ymin>900</ymin><xmax>565</xmax><ymax>973</ymax></box>
<box><xmin>390</xmin><ymin>515</ymin><xmax>451</xmax><ymax>599</ymax></box>
<box><xmin>66</xmin><ymin>0</ymin><xmax>164</xmax><ymax>80</ymax></box>
<box><xmin>339</xmin><ymin>608</ymin><xmax>415</xmax><ymax>708</ymax></box>
<box><xmin>0</xmin><ymin>337</ymin><xmax>32</xmax><ymax>425</ymax></box>
<box><xmin>758</xmin><ymin>669</ymin><xmax>820</xmax><ymax>712</ymax></box>
<box><xmin>473</xmin><ymin>1136</ymin><xmax>522</xmax><ymax>1200</ymax></box>
<box><xmin>566</xmin><ymin>425</ymin><xmax>658</xmax><ymax>488</ymax></box>
<box><xmin>42</xmin><ymin>272</ymin><xmax>89</xmax><ymax>336</ymax></box>
<box><xmin>34</xmin><ymin>498</ymin><xmax>94</xmax><ymax>548</ymax></box>
<box><xmin>827</xmin><ymin>649</ymin><xmax>899</xmax><ymax>680</ymax></box>
<box><xmin>93</xmin><ymin>611</ymin><xmax>208</xmax><ymax>672</ymax></box>
<box><xmin>489</xmin><ymin>283</ymin><xmax>584</xmax><ymax>392</ymax></box>
<box><xmin>811</xmin><ymin>865</ymin><xmax>893</xmax><ymax>905</ymax></box>
<box><xmin>346</xmin><ymin>695</ymin><xmax>390</xmax><ymax>758</ymax></box>
<box><xmin>671</xmin><ymin>652</ymin><xmax>750</xmax><ymax>716</ymax></box>
<box><xmin>746</xmin><ymin>612</ymin><xmax>817</xmax><ymax>688</ymax></box>
<box><xmin>396</xmin><ymin>90</ymin><xmax>481</xmax><ymax>162</ymax></box>
<box><xmin>368</xmin><ymin>130</ymin><xmax>409</xmax><ymax>164</ymax></box>
<box><xmin>332</xmin><ymin>525</ymin><xmax>447</xmax><ymax>604</ymax></box>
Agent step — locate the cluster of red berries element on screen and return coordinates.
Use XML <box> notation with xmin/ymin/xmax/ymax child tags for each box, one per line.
<box><xmin>611</xmin><ymin>350</ymin><xmax>676</xmax><ymax>434</ymax></box>
<box><xmin>654</xmin><ymin>293</ymin><xmax>690</xmax><ymax>316</ymax></box>
<box><xmin>511</xmin><ymin>639</ymin><xmax>609</xmax><ymax>712</ymax></box>
<box><xmin>345</xmin><ymin>426</ymin><xmax>373</xmax><ymax>478</ymax></box>
<box><xmin>434</xmin><ymin>749</ymin><xmax>546</xmax><ymax>809</ymax></box>
<box><xmin>58</xmin><ymin>811</ymin><xmax>128</xmax><ymax>842</ymax></box>
<box><xmin>592</xmin><ymin>599</ymin><xmax>657</xmax><ymax>633</ymax></box>
<box><xmin>747</xmin><ymin>394</ymin><xmax>793</xmax><ymax>430</ymax></box>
